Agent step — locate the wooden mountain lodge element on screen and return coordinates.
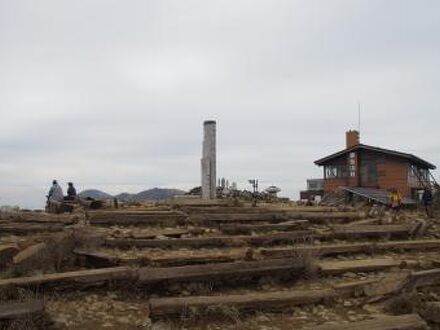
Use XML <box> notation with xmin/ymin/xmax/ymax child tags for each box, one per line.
<box><xmin>314</xmin><ymin>130</ymin><xmax>436</xmax><ymax>201</ymax></box>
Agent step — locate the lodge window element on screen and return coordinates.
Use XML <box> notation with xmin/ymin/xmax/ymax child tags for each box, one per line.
<box><xmin>348</xmin><ymin>152</ymin><xmax>356</xmax><ymax>177</ymax></box>
<box><xmin>409</xmin><ymin>165</ymin><xmax>429</xmax><ymax>182</ymax></box>
<box><xmin>325</xmin><ymin>165</ymin><xmax>349</xmax><ymax>179</ymax></box>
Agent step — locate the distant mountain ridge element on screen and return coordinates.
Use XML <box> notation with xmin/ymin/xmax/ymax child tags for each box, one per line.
<box><xmin>78</xmin><ymin>189</ymin><xmax>113</xmax><ymax>200</ymax></box>
<box><xmin>79</xmin><ymin>188</ymin><xmax>186</xmax><ymax>201</ymax></box>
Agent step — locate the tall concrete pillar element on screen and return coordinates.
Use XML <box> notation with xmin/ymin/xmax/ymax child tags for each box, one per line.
<box><xmin>201</xmin><ymin>120</ymin><xmax>216</xmax><ymax>199</ymax></box>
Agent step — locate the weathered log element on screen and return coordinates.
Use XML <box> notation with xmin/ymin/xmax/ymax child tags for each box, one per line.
<box><xmin>104</xmin><ymin>231</ymin><xmax>313</xmax><ymax>249</ymax></box>
<box><xmin>189</xmin><ymin>213</ymin><xmax>290</xmax><ymax>224</ymax></box>
<box><xmin>180</xmin><ymin>207</ymin><xmax>275</xmax><ymax>214</ymax></box>
<box><xmin>261</xmin><ymin>239</ymin><xmax>440</xmax><ymax>258</ymax></box>
<box><xmin>331</xmin><ymin>224</ymin><xmax>415</xmax><ymax>239</ymax></box>
<box><xmin>301</xmin><ymin>314</ymin><xmax>427</xmax><ymax>330</ymax></box>
<box><xmin>138</xmin><ymin>258</ymin><xmax>305</xmax><ymax>284</ymax></box>
<box><xmin>286</xmin><ymin>211</ymin><xmax>366</xmax><ymax>223</ymax></box>
<box><xmin>0</xmin><ymin>267</ymin><xmax>136</xmax><ymax>289</ymax></box>
<box><xmin>0</xmin><ymin>223</ymin><xmax>64</xmax><ymax>234</ymax></box>
<box><xmin>149</xmin><ymin>289</ymin><xmax>337</xmax><ymax>318</ymax></box>
<box><xmin>127</xmin><ymin>228</ymin><xmax>204</xmax><ymax>239</ymax></box>
<box><xmin>89</xmin><ymin>213</ymin><xmax>187</xmax><ymax>226</ymax></box>
<box><xmin>409</xmin><ymin>268</ymin><xmax>440</xmax><ymax>289</ymax></box>
<box><xmin>13</xmin><ymin>243</ymin><xmax>47</xmax><ymax>265</ymax></box>
<box><xmin>74</xmin><ymin>249</ymin><xmax>244</xmax><ymax>267</ymax></box>
<box><xmin>219</xmin><ymin>220</ymin><xmax>309</xmax><ymax>235</ymax></box>
<box><xmin>318</xmin><ymin>259</ymin><xmax>416</xmax><ymax>275</ymax></box>
<box><xmin>1</xmin><ymin>212</ymin><xmax>74</xmax><ymax>224</ymax></box>
<box><xmin>344</xmin><ymin>218</ymin><xmax>382</xmax><ymax>227</ymax></box>
<box><xmin>147</xmin><ymin>254</ymin><xmax>239</xmax><ymax>267</ymax></box>
<box><xmin>183</xmin><ymin>206</ymin><xmax>339</xmax><ymax>214</ymax></box>
<box><xmin>0</xmin><ymin>300</ymin><xmax>45</xmax><ymax>320</ymax></box>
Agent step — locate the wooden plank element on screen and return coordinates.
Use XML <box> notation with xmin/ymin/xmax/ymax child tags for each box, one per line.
<box><xmin>149</xmin><ymin>289</ymin><xmax>337</xmax><ymax>318</ymax></box>
<box><xmin>318</xmin><ymin>259</ymin><xmax>416</xmax><ymax>275</ymax></box>
<box><xmin>410</xmin><ymin>268</ymin><xmax>440</xmax><ymax>288</ymax></box>
<box><xmin>219</xmin><ymin>220</ymin><xmax>309</xmax><ymax>235</ymax></box>
<box><xmin>138</xmin><ymin>258</ymin><xmax>304</xmax><ymax>284</ymax></box>
<box><xmin>193</xmin><ymin>212</ymin><xmax>365</xmax><ymax>224</ymax></box>
<box><xmin>183</xmin><ymin>206</ymin><xmax>339</xmax><ymax>214</ymax></box>
<box><xmin>332</xmin><ymin>224</ymin><xmax>414</xmax><ymax>239</ymax></box>
<box><xmin>261</xmin><ymin>239</ymin><xmax>440</xmax><ymax>259</ymax></box>
<box><xmin>0</xmin><ymin>300</ymin><xmax>45</xmax><ymax>320</ymax></box>
<box><xmin>104</xmin><ymin>231</ymin><xmax>313</xmax><ymax>249</ymax></box>
<box><xmin>190</xmin><ymin>213</ymin><xmax>290</xmax><ymax>224</ymax></box>
<box><xmin>13</xmin><ymin>243</ymin><xmax>47</xmax><ymax>265</ymax></box>
<box><xmin>180</xmin><ymin>207</ymin><xmax>275</xmax><ymax>214</ymax></box>
<box><xmin>286</xmin><ymin>212</ymin><xmax>365</xmax><ymax>223</ymax></box>
<box><xmin>148</xmin><ymin>254</ymin><xmax>239</xmax><ymax>267</ymax></box>
<box><xmin>0</xmin><ymin>223</ymin><xmax>64</xmax><ymax>234</ymax></box>
<box><xmin>128</xmin><ymin>228</ymin><xmax>204</xmax><ymax>239</ymax></box>
<box><xmin>2</xmin><ymin>212</ymin><xmax>74</xmax><ymax>224</ymax></box>
<box><xmin>89</xmin><ymin>214</ymin><xmax>187</xmax><ymax>226</ymax></box>
<box><xmin>0</xmin><ymin>267</ymin><xmax>136</xmax><ymax>289</ymax></box>
<box><xmin>301</xmin><ymin>314</ymin><xmax>427</xmax><ymax>330</ymax></box>
<box><xmin>343</xmin><ymin>218</ymin><xmax>382</xmax><ymax>227</ymax></box>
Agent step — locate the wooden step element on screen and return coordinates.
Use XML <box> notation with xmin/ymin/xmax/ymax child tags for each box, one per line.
<box><xmin>104</xmin><ymin>231</ymin><xmax>313</xmax><ymax>249</ymax></box>
<box><xmin>0</xmin><ymin>300</ymin><xmax>45</xmax><ymax>321</ymax></box>
<box><xmin>138</xmin><ymin>258</ymin><xmax>305</xmax><ymax>284</ymax></box>
<box><xmin>190</xmin><ymin>213</ymin><xmax>290</xmax><ymax>224</ymax></box>
<box><xmin>0</xmin><ymin>267</ymin><xmax>136</xmax><ymax>289</ymax></box>
<box><xmin>331</xmin><ymin>224</ymin><xmax>415</xmax><ymax>239</ymax></box>
<box><xmin>261</xmin><ymin>239</ymin><xmax>440</xmax><ymax>258</ymax></box>
<box><xmin>317</xmin><ymin>258</ymin><xmax>416</xmax><ymax>275</ymax></box>
<box><xmin>301</xmin><ymin>314</ymin><xmax>427</xmax><ymax>330</ymax></box>
<box><xmin>13</xmin><ymin>243</ymin><xmax>47</xmax><ymax>265</ymax></box>
<box><xmin>192</xmin><ymin>212</ymin><xmax>365</xmax><ymax>225</ymax></box>
<box><xmin>0</xmin><ymin>223</ymin><xmax>64</xmax><ymax>234</ymax></box>
<box><xmin>88</xmin><ymin>212</ymin><xmax>187</xmax><ymax>226</ymax></box>
<box><xmin>286</xmin><ymin>212</ymin><xmax>365</xmax><ymax>224</ymax></box>
<box><xmin>219</xmin><ymin>220</ymin><xmax>309</xmax><ymax>235</ymax></box>
<box><xmin>74</xmin><ymin>249</ymin><xmax>246</xmax><ymax>267</ymax></box>
<box><xmin>149</xmin><ymin>289</ymin><xmax>337</xmax><ymax>318</ymax></box>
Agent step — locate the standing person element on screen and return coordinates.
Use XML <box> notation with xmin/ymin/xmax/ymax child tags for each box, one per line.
<box><xmin>422</xmin><ymin>188</ymin><xmax>434</xmax><ymax>218</ymax></box>
<box><xmin>47</xmin><ymin>180</ymin><xmax>64</xmax><ymax>213</ymax></box>
<box><xmin>67</xmin><ymin>182</ymin><xmax>77</xmax><ymax>201</ymax></box>
<box><xmin>389</xmin><ymin>188</ymin><xmax>402</xmax><ymax>217</ymax></box>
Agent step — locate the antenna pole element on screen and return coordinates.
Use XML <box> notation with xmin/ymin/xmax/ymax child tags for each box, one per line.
<box><xmin>357</xmin><ymin>101</ymin><xmax>361</xmax><ymax>133</ymax></box>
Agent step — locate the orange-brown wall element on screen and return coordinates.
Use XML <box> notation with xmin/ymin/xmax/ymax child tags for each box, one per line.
<box><xmin>323</xmin><ymin>178</ymin><xmax>350</xmax><ymax>192</ymax></box>
<box><xmin>376</xmin><ymin>157</ymin><xmax>410</xmax><ymax>197</ymax></box>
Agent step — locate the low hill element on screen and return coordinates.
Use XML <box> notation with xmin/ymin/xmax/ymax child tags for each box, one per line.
<box><xmin>116</xmin><ymin>188</ymin><xmax>186</xmax><ymax>202</ymax></box>
<box><xmin>79</xmin><ymin>188</ymin><xmax>186</xmax><ymax>202</ymax></box>
<box><xmin>78</xmin><ymin>189</ymin><xmax>114</xmax><ymax>200</ymax></box>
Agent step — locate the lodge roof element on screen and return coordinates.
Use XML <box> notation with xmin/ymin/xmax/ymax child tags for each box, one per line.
<box><xmin>314</xmin><ymin>143</ymin><xmax>436</xmax><ymax>170</ymax></box>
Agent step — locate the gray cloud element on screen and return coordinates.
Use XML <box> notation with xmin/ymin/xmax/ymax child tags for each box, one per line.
<box><xmin>1</xmin><ymin>0</ymin><xmax>439</xmax><ymax>208</ymax></box>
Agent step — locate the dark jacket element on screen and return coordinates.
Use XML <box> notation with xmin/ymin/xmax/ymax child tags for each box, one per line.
<box><xmin>67</xmin><ymin>186</ymin><xmax>77</xmax><ymax>197</ymax></box>
<box><xmin>422</xmin><ymin>190</ymin><xmax>433</xmax><ymax>205</ymax></box>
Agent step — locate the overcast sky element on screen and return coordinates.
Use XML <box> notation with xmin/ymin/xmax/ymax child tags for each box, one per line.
<box><xmin>1</xmin><ymin>0</ymin><xmax>439</xmax><ymax>209</ymax></box>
